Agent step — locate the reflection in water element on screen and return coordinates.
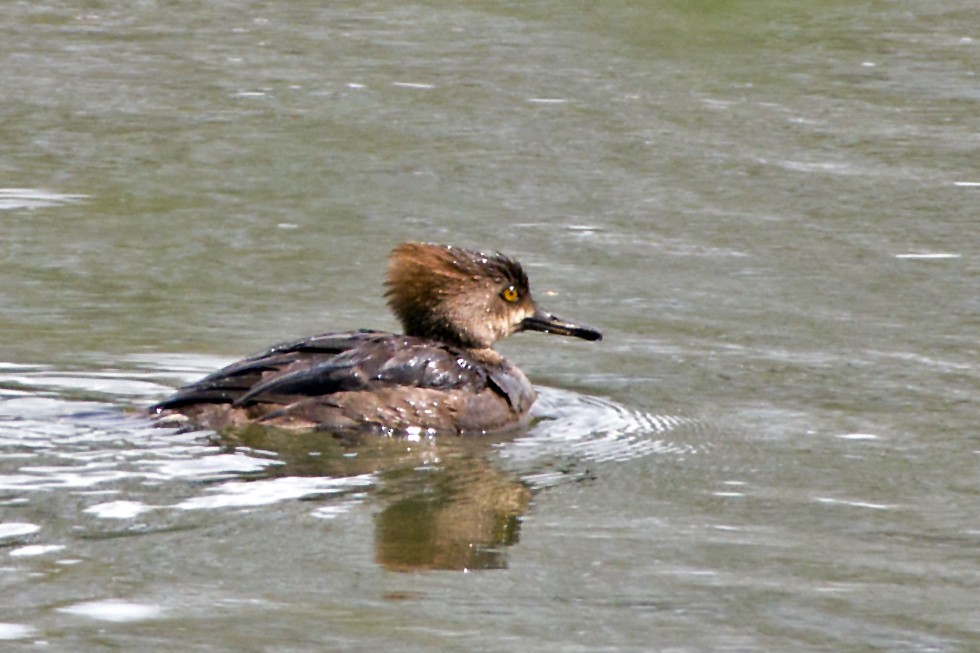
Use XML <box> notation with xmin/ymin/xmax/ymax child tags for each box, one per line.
<box><xmin>220</xmin><ymin>426</ymin><xmax>532</xmax><ymax>571</ymax></box>
<box><xmin>374</xmin><ymin>457</ymin><xmax>529</xmax><ymax>571</ymax></box>
<box><xmin>1</xmin><ymin>364</ymin><xmax>694</xmax><ymax>573</ymax></box>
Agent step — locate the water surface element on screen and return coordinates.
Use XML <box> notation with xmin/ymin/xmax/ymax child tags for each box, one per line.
<box><xmin>2</xmin><ymin>1</ymin><xmax>978</xmax><ymax>650</ymax></box>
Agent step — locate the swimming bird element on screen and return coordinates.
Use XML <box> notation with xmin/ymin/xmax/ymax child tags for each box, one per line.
<box><xmin>150</xmin><ymin>242</ymin><xmax>601</xmax><ymax>434</ymax></box>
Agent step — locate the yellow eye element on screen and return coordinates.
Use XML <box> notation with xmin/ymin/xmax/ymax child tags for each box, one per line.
<box><xmin>501</xmin><ymin>286</ymin><xmax>519</xmax><ymax>302</ymax></box>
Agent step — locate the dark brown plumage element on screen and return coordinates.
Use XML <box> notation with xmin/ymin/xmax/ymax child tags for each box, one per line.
<box><xmin>151</xmin><ymin>242</ymin><xmax>601</xmax><ymax>435</ymax></box>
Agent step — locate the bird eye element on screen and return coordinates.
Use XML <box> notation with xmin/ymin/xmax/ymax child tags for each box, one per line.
<box><xmin>501</xmin><ymin>286</ymin><xmax>519</xmax><ymax>302</ymax></box>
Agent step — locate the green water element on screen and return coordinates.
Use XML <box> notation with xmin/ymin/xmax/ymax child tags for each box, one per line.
<box><xmin>1</xmin><ymin>1</ymin><xmax>977</xmax><ymax>651</ymax></box>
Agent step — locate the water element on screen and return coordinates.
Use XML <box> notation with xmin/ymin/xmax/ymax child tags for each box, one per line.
<box><xmin>1</xmin><ymin>1</ymin><xmax>978</xmax><ymax>650</ymax></box>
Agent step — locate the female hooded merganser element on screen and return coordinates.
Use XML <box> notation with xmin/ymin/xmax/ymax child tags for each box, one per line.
<box><xmin>151</xmin><ymin>242</ymin><xmax>601</xmax><ymax>434</ymax></box>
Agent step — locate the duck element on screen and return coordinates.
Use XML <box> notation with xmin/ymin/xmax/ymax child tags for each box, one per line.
<box><xmin>150</xmin><ymin>242</ymin><xmax>601</xmax><ymax>434</ymax></box>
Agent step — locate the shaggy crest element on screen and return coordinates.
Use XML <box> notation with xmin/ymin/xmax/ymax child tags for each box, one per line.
<box><xmin>385</xmin><ymin>242</ymin><xmax>533</xmax><ymax>349</ymax></box>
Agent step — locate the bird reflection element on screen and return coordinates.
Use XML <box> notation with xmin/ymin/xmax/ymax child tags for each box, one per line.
<box><xmin>214</xmin><ymin>425</ymin><xmax>531</xmax><ymax>571</ymax></box>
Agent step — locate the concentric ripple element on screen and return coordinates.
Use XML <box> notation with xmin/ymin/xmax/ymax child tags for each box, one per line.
<box><xmin>496</xmin><ymin>387</ymin><xmax>703</xmax><ymax>488</ymax></box>
<box><xmin>1</xmin><ymin>360</ymin><xmax>699</xmax><ymax>509</ymax></box>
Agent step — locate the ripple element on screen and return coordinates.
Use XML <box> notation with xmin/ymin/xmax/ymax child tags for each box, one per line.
<box><xmin>894</xmin><ymin>252</ymin><xmax>961</xmax><ymax>260</ymax></box>
<box><xmin>0</xmin><ymin>395</ymin><xmax>276</xmax><ymax>493</ymax></box>
<box><xmin>1</xmin><ymin>365</ymin><xmax>689</xmax><ymax>523</ymax></box>
<box><xmin>0</xmin><ymin>188</ymin><xmax>88</xmax><ymax>211</ymax></box>
<box><xmin>84</xmin><ymin>500</ymin><xmax>155</xmax><ymax>519</ymax></box>
<box><xmin>0</xmin><ymin>623</ymin><xmax>37</xmax><ymax>640</ymax></box>
<box><xmin>813</xmin><ymin>496</ymin><xmax>896</xmax><ymax>510</ymax></box>
<box><xmin>9</xmin><ymin>544</ymin><xmax>66</xmax><ymax>557</ymax></box>
<box><xmin>0</xmin><ymin>522</ymin><xmax>41</xmax><ymax>541</ymax></box>
<box><xmin>173</xmin><ymin>474</ymin><xmax>374</xmax><ymax>511</ymax></box>
<box><xmin>0</xmin><ymin>364</ymin><xmax>176</xmax><ymax>403</ymax></box>
<box><xmin>837</xmin><ymin>432</ymin><xmax>880</xmax><ymax>441</ymax></box>
<box><xmin>496</xmin><ymin>387</ymin><xmax>701</xmax><ymax>487</ymax></box>
<box><xmin>58</xmin><ymin>599</ymin><xmax>164</xmax><ymax>623</ymax></box>
<box><xmin>136</xmin><ymin>452</ymin><xmax>282</xmax><ymax>480</ymax></box>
